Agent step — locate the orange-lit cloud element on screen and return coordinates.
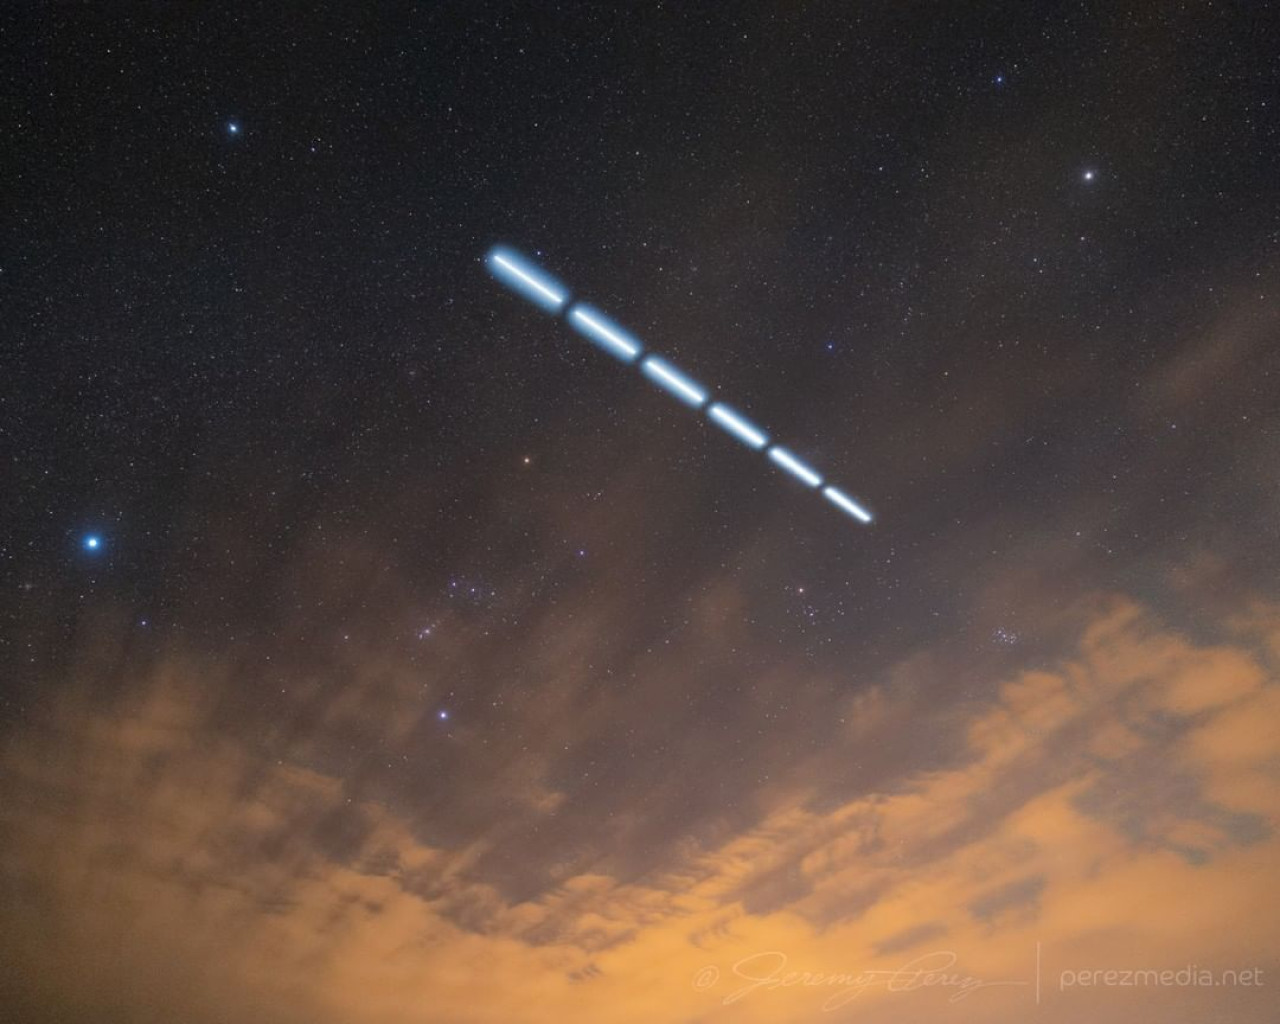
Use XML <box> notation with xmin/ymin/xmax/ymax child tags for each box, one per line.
<box><xmin>2</xmin><ymin>593</ymin><xmax>1277</xmax><ymax>1022</ymax></box>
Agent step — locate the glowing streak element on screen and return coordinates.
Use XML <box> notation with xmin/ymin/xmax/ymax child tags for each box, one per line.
<box><xmin>708</xmin><ymin>403</ymin><xmax>768</xmax><ymax>450</ymax></box>
<box><xmin>641</xmin><ymin>356</ymin><xmax>707</xmax><ymax>408</ymax></box>
<box><xmin>768</xmin><ymin>447</ymin><xmax>822</xmax><ymax>488</ymax></box>
<box><xmin>483</xmin><ymin>244</ymin><xmax>876</xmax><ymax>527</ymax></box>
<box><xmin>487</xmin><ymin>249</ymin><xmax>566</xmax><ymax>312</ymax></box>
<box><xmin>823</xmin><ymin>486</ymin><xmax>873</xmax><ymax>523</ymax></box>
<box><xmin>569</xmin><ymin>305</ymin><xmax>642</xmax><ymax>362</ymax></box>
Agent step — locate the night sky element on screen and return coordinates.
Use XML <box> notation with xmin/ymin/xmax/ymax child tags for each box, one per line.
<box><xmin>3</xmin><ymin>4</ymin><xmax>1280</xmax><ymax>1022</ymax></box>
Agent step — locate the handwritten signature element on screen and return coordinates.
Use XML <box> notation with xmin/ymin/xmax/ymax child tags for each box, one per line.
<box><xmin>716</xmin><ymin>950</ymin><xmax>1028</xmax><ymax>1011</ymax></box>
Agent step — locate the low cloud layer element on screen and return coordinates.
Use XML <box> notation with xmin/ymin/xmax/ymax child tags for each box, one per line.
<box><xmin>3</xmin><ymin>595</ymin><xmax>1276</xmax><ymax>1023</ymax></box>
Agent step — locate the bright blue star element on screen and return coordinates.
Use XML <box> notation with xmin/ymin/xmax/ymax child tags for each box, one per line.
<box><xmin>227</xmin><ymin>121</ymin><xmax>240</xmax><ymax>136</ymax></box>
<box><xmin>1082</xmin><ymin>169</ymin><xmax>1097</xmax><ymax>183</ymax></box>
<box><xmin>83</xmin><ymin>534</ymin><xmax>102</xmax><ymax>551</ymax></box>
<box><xmin>437</xmin><ymin>709</ymin><xmax>450</xmax><ymax>721</ymax></box>
<box><xmin>994</xmin><ymin>73</ymin><xmax>1006</xmax><ymax>86</ymax></box>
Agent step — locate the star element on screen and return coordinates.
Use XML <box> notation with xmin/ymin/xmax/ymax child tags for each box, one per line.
<box><xmin>994</xmin><ymin>73</ymin><xmax>1006</xmax><ymax>86</ymax></box>
<box><xmin>1082</xmin><ymin>169</ymin><xmax>1096</xmax><ymax>182</ymax></box>
<box><xmin>437</xmin><ymin>709</ymin><xmax>450</xmax><ymax>721</ymax></box>
<box><xmin>82</xmin><ymin>534</ymin><xmax>102</xmax><ymax>551</ymax></box>
<box><xmin>227</xmin><ymin>121</ymin><xmax>240</xmax><ymax>136</ymax></box>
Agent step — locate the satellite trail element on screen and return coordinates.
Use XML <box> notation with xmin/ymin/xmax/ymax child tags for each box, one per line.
<box><xmin>485</xmin><ymin>246</ymin><xmax>874</xmax><ymax>526</ymax></box>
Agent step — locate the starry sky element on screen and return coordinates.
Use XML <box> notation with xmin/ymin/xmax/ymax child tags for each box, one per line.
<box><xmin>3</xmin><ymin>3</ymin><xmax>1280</xmax><ymax>1022</ymax></box>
